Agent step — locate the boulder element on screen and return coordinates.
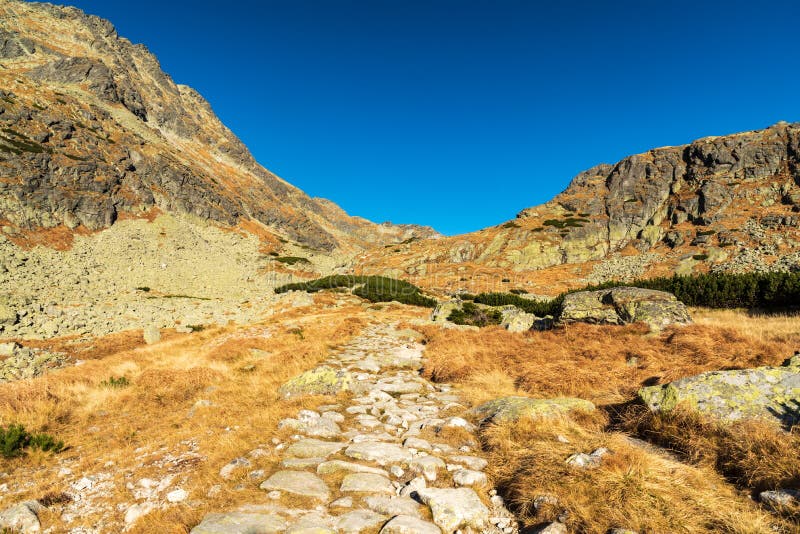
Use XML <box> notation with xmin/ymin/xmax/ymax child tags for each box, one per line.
<box><xmin>500</xmin><ymin>306</ymin><xmax>536</xmax><ymax>332</ymax></box>
<box><xmin>558</xmin><ymin>287</ymin><xmax>691</xmax><ymax>330</ymax></box>
<box><xmin>259</xmin><ymin>470</ymin><xmax>330</xmax><ymax>501</ymax></box>
<box><xmin>0</xmin><ymin>501</ymin><xmax>42</xmax><ymax>533</ymax></box>
<box><xmin>431</xmin><ymin>301</ymin><xmax>461</xmax><ymax>323</ymax></box>
<box><xmin>278</xmin><ymin>366</ymin><xmax>358</xmax><ymax>398</ymax></box>
<box><xmin>143</xmin><ymin>325</ymin><xmax>161</xmax><ymax>344</ymax></box>
<box><xmin>415</xmin><ymin>487</ymin><xmax>489</xmax><ymax>532</ymax></box>
<box><xmin>471</xmin><ymin>396</ymin><xmax>595</xmax><ymax>424</ymax></box>
<box><xmin>638</xmin><ymin>353</ymin><xmax>800</xmax><ymax>425</ymax></box>
<box><xmin>379</xmin><ymin>515</ymin><xmax>441</xmax><ymax>534</ymax></box>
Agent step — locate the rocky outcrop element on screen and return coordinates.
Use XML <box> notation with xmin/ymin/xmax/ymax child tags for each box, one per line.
<box><xmin>0</xmin><ymin>1</ymin><xmax>437</xmax><ymax>252</ymax></box>
<box><xmin>638</xmin><ymin>353</ymin><xmax>800</xmax><ymax>426</ymax></box>
<box><xmin>558</xmin><ymin>287</ymin><xmax>692</xmax><ymax>330</ymax></box>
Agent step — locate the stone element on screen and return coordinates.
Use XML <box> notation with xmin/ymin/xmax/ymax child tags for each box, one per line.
<box><xmin>500</xmin><ymin>306</ymin><xmax>536</xmax><ymax>332</ymax></box>
<box><xmin>331</xmin><ymin>496</ymin><xmax>353</xmax><ymax>508</ymax></box>
<box><xmin>190</xmin><ymin>512</ymin><xmax>288</xmax><ymax>534</ymax></box>
<box><xmin>364</xmin><ymin>495</ymin><xmax>424</xmax><ymax>518</ymax></box>
<box><xmin>0</xmin><ymin>501</ymin><xmax>42</xmax><ymax>533</ymax></box>
<box><xmin>471</xmin><ymin>396</ymin><xmax>595</xmax><ymax>423</ymax></box>
<box><xmin>317</xmin><ymin>460</ymin><xmax>386</xmax><ymax>476</ymax></box>
<box><xmin>344</xmin><ymin>442</ymin><xmax>413</xmax><ymax>465</ymax></box>
<box><xmin>284</xmin><ymin>439</ymin><xmax>346</xmax><ymax>459</ymax></box>
<box><xmin>448</xmin><ymin>455</ymin><xmax>488</xmax><ymax>471</ymax></box>
<box><xmin>431</xmin><ymin>301</ymin><xmax>461</xmax><ymax>323</ymax></box>
<box><xmin>409</xmin><ymin>455</ymin><xmax>446</xmax><ymax>481</ymax></box>
<box><xmin>0</xmin><ymin>342</ymin><xmax>18</xmax><ymax>356</ymax></box>
<box><xmin>0</xmin><ymin>303</ymin><xmax>17</xmax><ymax>326</ymax></box>
<box><xmin>124</xmin><ymin>502</ymin><xmax>154</xmax><ymax>525</ymax></box>
<box><xmin>416</xmin><ymin>488</ymin><xmax>490</xmax><ymax>532</ymax></box>
<box><xmin>558</xmin><ymin>287</ymin><xmax>692</xmax><ymax>330</ymax></box>
<box><xmin>638</xmin><ymin>356</ymin><xmax>800</xmax><ymax>425</ymax></box>
<box><xmin>452</xmin><ymin>469</ymin><xmax>487</xmax><ymax>486</ymax></box>
<box><xmin>143</xmin><ymin>325</ymin><xmax>161</xmax><ymax>344</ymax></box>
<box><xmin>259</xmin><ymin>471</ymin><xmax>330</xmax><ymax>501</ymax></box>
<box><xmin>340</xmin><ymin>473</ymin><xmax>395</xmax><ymax>494</ymax></box>
<box><xmin>379</xmin><ymin>515</ymin><xmax>442</xmax><ymax>534</ymax></box>
<box><xmin>220</xmin><ymin>457</ymin><xmax>251</xmax><ymax>479</ymax></box>
<box><xmin>759</xmin><ymin>489</ymin><xmax>799</xmax><ymax>511</ymax></box>
<box><xmin>335</xmin><ymin>509</ymin><xmax>388</xmax><ymax>533</ymax></box>
<box><xmin>278</xmin><ymin>366</ymin><xmax>358</xmax><ymax>398</ymax></box>
<box><xmin>279</xmin><ymin>416</ymin><xmax>342</xmax><ymax>438</ymax></box>
<box><xmin>166</xmin><ymin>488</ymin><xmax>188</xmax><ymax>502</ymax></box>
<box><xmin>403</xmin><ymin>437</ymin><xmax>431</xmax><ymax>450</ymax></box>
<box><xmin>533</xmin><ymin>522</ymin><xmax>568</xmax><ymax>534</ymax></box>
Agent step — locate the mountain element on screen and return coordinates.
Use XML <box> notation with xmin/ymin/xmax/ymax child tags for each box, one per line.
<box><xmin>0</xmin><ymin>0</ymin><xmax>437</xmax><ymax>253</ymax></box>
<box><xmin>356</xmin><ymin>122</ymin><xmax>800</xmax><ymax>295</ymax></box>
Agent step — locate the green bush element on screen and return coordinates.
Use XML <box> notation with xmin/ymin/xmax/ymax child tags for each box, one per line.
<box><xmin>448</xmin><ymin>302</ymin><xmax>503</xmax><ymax>327</ymax></box>
<box><xmin>100</xmin><ymin>376</ymin><xmax>130</xmax><ymax>388</ymax></box>
<box><xmin>275</xmin><ymin>275</ymin><xmax>436</xmax><ymax>308</ymax></box>
<box><xmin>0</xmin><ymin>424</ymin><xmax>64</xmax><ymax>458</ymax></box>
<box><xmin>473</xmin><ymin>292</ymin><xmax>563</xmax><ymax>317</ymax></box>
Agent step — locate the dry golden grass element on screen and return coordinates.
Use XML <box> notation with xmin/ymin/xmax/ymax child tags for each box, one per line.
<box><xmin>419</xmin><ymin>309</ymin><xmax>800</xmax><ymax>406</ymax></box>
<box><xmin>0</xmin><ymin>299</ymin><xmax>412</xmax><ymax>532</ymax></box>
<box><xmin>483</xmin><ymin>415</ymin><xmax>787</xmax><ymax>533</ymax></box>
<box><xmin>418</xmin><ymin>309</ymin><xmax>800</xmax><ymax>532</ymax></box>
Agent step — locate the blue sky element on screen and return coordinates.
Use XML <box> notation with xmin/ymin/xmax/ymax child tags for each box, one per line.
<box><xmin>59</xmin><ymin>0</ymin><xmax>799</xmax><ymax>235</ymax></box>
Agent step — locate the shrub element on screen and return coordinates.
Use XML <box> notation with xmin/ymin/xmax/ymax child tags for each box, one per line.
<box><xmin>473</xmin><ymin>292</ymin><xmax>563</xmax><ymax>317</ymax></box>
<box><xmin>448</xmin><ymin>302</ymin><xmax>503</xmax><ymax>327</ymax></box>
<box><xmin>502</xmin><ymin>221</ymin><xmax>521</xmax><ymax>229</ymax></box>
<box><xmin>275</xmin><ymin>275</ymin><xmax>436</xmax><ymax>308</ymax></box>
<box><xmin>100</xmin><ymin>376</ymin><xmax>130</xmax><ymax>388</ymax></box>
<box><xmin>0</xmin><ymin>424</ymin><xmax>64</xmax><ymax>458</ymax></box>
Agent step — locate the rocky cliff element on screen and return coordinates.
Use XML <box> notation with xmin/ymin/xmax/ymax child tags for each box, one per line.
<box><xmin>0</xmin><ymin>0</ymin><xmax>436</xmax><ymax>252</ymax></box>
<box><xmin>357</xmin><ymin>122</ymin><xmax>800</xmax><ymax>294</ymax></box>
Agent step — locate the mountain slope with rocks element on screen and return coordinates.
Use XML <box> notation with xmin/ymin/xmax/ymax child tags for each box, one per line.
<box><xmin>357</xmin><ymin>121</ymin><xmax>800</xmax><ymax>295</ymax></box>
<box><xmin>0</xmin><ymin>0</ymin><xmax>436</xmax><ymax>253</ymax></box>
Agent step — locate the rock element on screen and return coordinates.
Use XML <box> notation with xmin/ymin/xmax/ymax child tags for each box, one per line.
<box><xmin>500</xmin><ymin>306</ymin><xmax>536</xmax><ymax>332</ymax></box>
<box><xmin>431</xmin><ymin>301</ymin><xmax>461</xmax><ymax>322</ymax></box>
<box><xmin>278</xmin><ymin>366</ymin><xmax>358</xmax><ymax>398</ymax></box>
<box><xmin>0</xmin><ymin>501</ymin><xmax>42</xmax><ymax>533</ymax></box>
<box><xmin>379</xmin><ymin>515</ymin><xmax>442</xmax><ymax>534</ymax></box>
<box><xmin>533</xmin><ymin>522</ymin><xmax>568</xmax><ymax>534</ymax></box>
<box><xmin>403</xmin><ymin>437</ymin><xmax>432</xmax><ymax>450</ymax></box>
<box><xmin>190</xmin><ymin>512</ymin><xmax>288</xmax><ymax>534</ymax></box>
<box><xmin>471</xmin><ymin>396</ymin><xmax>595</xmax><ymax>423</ymax></box>
<box><xmin>452</xmin><ymin>469</ymin><xmax>487</xmax><ymax>486</ymax></box>
<box><xmin>448</xmin><ymin>455</ymin><xmax>488</xmax><ymax>471</ymax></box>
<box><xmin>344</xmin><ymin>442</ymin><xmax>413</xmax><ymax>465</ymax></box>
<box><xmin>759</xmin><ymin>489</ymin><xmax>799</xmax><ymax>511</ymax></box>
<box><xmin>558</xmin><ymin>287</ymin><xmax>692</xmax><ymax>330</ymax></box>
<box><xmin>415</xmin><ymin>487</ymin><xmax>490</xmax><ymax>532</ymax></box>
<box><xmin>335</xmin><ymin>509</ymin><xmax>388</xmax><ymax>532</ymax></box>
<box><xmin>0</xmin><ymin>303</ymin><xmax>17</xmax><ymax>326</ymax></box>
<box><xmin>409</xmin><ymin>455</ymin><xmax>447</xmax><ymax>481</ymax></box>
<box><xmin>166</xmin><ymin>488</ymin><xmax>188</xmax><ymax>502</ymax></box>
<box><xmin>0</xmin><ymin>342</ymin><xmax>18</xmax><ymax>356</ymax></box>
<box><xmin>566</xmin><ymin>448</ymin><xmax>609</xmax><ymax>469</ymax></box>
<box><xmin>284</xmin><ymin>439</ymin><xmax>346</xmax><ymax>459</ymax></box>
<box><xmin>316</xmin><ymin>460</ymin><xmax>387</xmax><ymax>476</ymax></box>
<box><xmin>364</xmin><ymin>495</ymin><xmax>424</xmax><ymax>518</ymax></box>
<box><xmin>340</xmin><ymin>473</ymin><xmax>395</xmax><ymax>494</ymax></box>
<box><xmin>638</xmin><ymin>356</ymin><xmax>800</xmax><ymax>425</ymax></box>
<box><xmin>124</xmin><ymin>502</ymin><xmax>154</xmax><ymax>525</ymax></box>
<box><xmin>219</xmin><ymin>457</ymin><xmax>251</xmax><ymax>479</ymax></box>
<box><xmin>259</xmin><ymin>470</ymin><xmax>330</xmax><ymax>501</ymax></box>
<box><xmin>279</xmin><ymin>415</ymin><xmax>342</xmax><ymax>438</ymax></box>
<box><xmin>143</xmin><ymin>325</ymin><xmax>161</xmax><ymax>344</ymax></box>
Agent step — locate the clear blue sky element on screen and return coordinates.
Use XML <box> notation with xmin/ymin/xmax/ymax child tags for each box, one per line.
<box><xmin>58</xmin><ymin>0</ymin><xmax>799</xmax><ymax>235</ymax></box>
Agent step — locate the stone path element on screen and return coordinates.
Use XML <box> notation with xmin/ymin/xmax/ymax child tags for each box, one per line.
<box><xmin>192</xmin><ymin>322</ymin><xmax>519</xmax><ymax>534</ymax></box>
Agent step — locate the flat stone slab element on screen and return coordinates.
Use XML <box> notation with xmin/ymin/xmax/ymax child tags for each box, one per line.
<box><xmin>379</xmin><ymin>515</ymin><xmax>441</xmax><ymax>534</ymax></box>
<box><xmin>284</xmin><ymin>439</ymin><xmax>346</xmax><ymax>459</ymax></box>
<box><xmin>316</xmin><ymin>460</ymin><xmax>387</xmax><ymax>476</ymax></box>
<box><xmin>335</xmin><ymin>509</ymin><xmax>388</xmax><ymax>533</ymax></box>
<box><xmin>416</xmin><ymin>487</ymin><xmax>490</xmax><ymax>532</ymax></box>
<box><xmin>448</xmin><ymin>455</ymin><xmax>488</xmax><ymax>471</ymax></box>
<box><xmin>0</xmin><ymin>501</ymin><xmax>42</xmax><ymax>534</ymax></box>
<box><xmin>364</xmin><ymin>495</ymin><xmax>424</xmax><ymax>518</ymax></box>
<box><xmin>259</xmin><ymin>471</ymin><xmax>330</xmax><ymax>501</ymax></box>
<box><xmin>340</xmin><ymin>473</ymin><xmax>395</xmax><ymax>494</ymax></box>
<box><xmin>452</xmin><ymin>469</ymin><xmax>488</xmax><ymax>486</ymax></box>
<box><xmin>344</xmin><ymin>442</ymin><xmax>413</xmax><ymax>465</ymax></box>
<box><xmin>471</xmin><ymin>396</ymin><xmax>595</xmax><ymax>423</ymax></box>
<box><xmin>190</xmin><ymin>512</ymin><xmax>288</xmax><ymax>534</ymax></box>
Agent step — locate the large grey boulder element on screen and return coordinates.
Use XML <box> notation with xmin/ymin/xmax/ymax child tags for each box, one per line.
<box><xmin>558</xmin><ymin>287</ymin><xmax>691</xmax><ymax>330</ymax></box>
<box><xmin>499</xmin><ymin>306</ymin><xmax>536</xmax><ymax>332</ymax></box>
<box><xmin>638</xmin><ymin>353</ymin><xmax>800</xmax><ymax>425</ymax></box>
<box><xmin>415</xmin><ymin>488</ymin><xmax>489</xmax><ymax>532</ymax></box>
